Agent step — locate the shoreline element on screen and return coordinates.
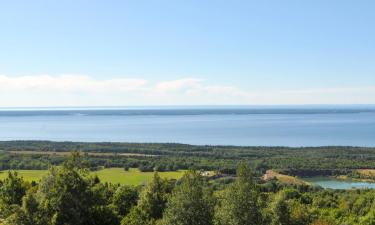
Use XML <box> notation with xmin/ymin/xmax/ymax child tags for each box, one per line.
<box><xmin>0</xmin><ymin>140</ymin><xmax>374</xmax><ymax>149</ymax></box>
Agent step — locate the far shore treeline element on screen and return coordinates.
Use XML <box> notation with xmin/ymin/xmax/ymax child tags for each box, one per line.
<box><xmin>1</xmin><ymin>141</ymin><xmax>375</xmax><ymax>179</ymax></box>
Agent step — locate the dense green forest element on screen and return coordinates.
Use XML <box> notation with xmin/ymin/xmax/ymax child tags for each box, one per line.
<box><xmin>2</xmin><ymin>141</ymin><xmax>375</xmax><ymax>176</ymax></box>
<box><xmin>2</xmin><ymin>141</ymin><xmax>375</xmax><ymax>224</ymax></box>
<box><xmin>1</xmin><ymin>153</ymin><xmax>375</xmax><ymax>225</ymax></box>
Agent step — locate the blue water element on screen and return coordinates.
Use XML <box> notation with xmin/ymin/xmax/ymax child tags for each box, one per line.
<box><xmin>305</xmin><ymin>177</ymin><xmax>375</xmax><ymax>189</ymax></box>
<box><xmin>0</xmin><ymin>106</ymin><xmax>375</xmax><ymax>146</ymax></box>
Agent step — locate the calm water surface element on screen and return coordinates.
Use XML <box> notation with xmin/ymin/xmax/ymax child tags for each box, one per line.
<box><xmin>305</xmin><ymin>177</ymin><xmax>375</xmax><ymax>189</ymax></box>
<box><xmin>0</xmin><ymin>107</ymin><xmax>374</xmax><ymax>146</ymax></box>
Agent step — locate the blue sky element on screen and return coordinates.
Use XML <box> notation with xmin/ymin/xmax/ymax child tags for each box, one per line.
<box><xmin>0</xmin><ymin>0</ymin><xmax>374</xmax><ymax>106</ymax></box>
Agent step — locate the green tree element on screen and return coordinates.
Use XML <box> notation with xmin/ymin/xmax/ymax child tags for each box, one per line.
<box><xmin>270</xmin><ymin>188</ymin><xmax>313</xmax><ymax>225</ymax></box>
<box><xmin>270</xmin><ymin>189</ymin><xmax>294</xmax><ymax>225</ymax></box>
<box><xmin>121</xmin><ymin>207</ymin><xmax>151</xmax><ymax>225</ymax></box>
<box><xmin>214</xmin><ymin>162</ymin><xmax>264</xmax><ymax>225</ymax></box>
<box><xmin>36</xmin><ymin>153</ymin><xmax>118</xmax><ymax>225</ymax></box>
<box><xmin>112</xmin><ymin>185</ymin><xmax>139</xmax><ymax>217</ymax></box>
<box><xmin>288</xmin><ymin>199</ymin><xmax>311</xmax><ymax>225</ymax></box>
<box><xmin>121</xmin><ymin>172</ymin><xmax>171</xmax><ymax>225</ymax></box>
<box><xmin>137</xmin><ymin>173</ymin><xmax>171</xmax><ymax>220</ymax></box>
<box><xmin>0</xmin><ymin>171</ymin><xmax>27</xmax><ymax>206</ymax></box>
<box><xmin>360</xmin><ymin>207</ymin><xmax>375</xmax><ymax>225</ymax></box>
<box><xmin>160</xmin><ymin>171</ymin><xmax>215</xmax><ymax>225</ymax></box>
<box><xmin>2</xmin><ymin>190</ymin><xmax>41</xmax><ymax>225</ymax></box>
<box><xmin>0</xmin><ymin>171</ymin><xmax>27</xmax><ymax>220</ymax></box>
<box><xmin>3</xmin><ymin>208</ymin><xmax>31</xmax><ymax>225</ymax></box>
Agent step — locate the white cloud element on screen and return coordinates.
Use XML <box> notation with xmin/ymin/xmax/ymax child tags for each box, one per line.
<box><xmin>0</xmin><ymin>74</ymin><xmax>374</xmax><ymax>107</ymax></box>
<box><xmin>0</xmin><ymin>74</ymin><xmax>147</xmax><ymax>92</ymax></box>
<box><xmin>155</xmin><ymin>78</ymin><xmax>202</xmax><ymax>92</ymax></box>
<box><xmin>0</xmin><ymin>74</ymin><xmax>255</xmax><ymax>106</ymax></box>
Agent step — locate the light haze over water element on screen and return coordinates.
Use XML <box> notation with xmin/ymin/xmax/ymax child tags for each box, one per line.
<box><xmin>0</xmin><ymin>106</ymin><xmax>374</xmax><ymax>147</ymax></box>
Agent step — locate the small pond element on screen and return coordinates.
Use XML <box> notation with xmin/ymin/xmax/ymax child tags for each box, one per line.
<box><xmin>304</xmin><ymin>177</ymin><xmax>375</xmax><ymax>190</ymax></box>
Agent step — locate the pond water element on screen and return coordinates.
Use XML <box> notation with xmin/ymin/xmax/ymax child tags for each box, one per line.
<box><xmin>304</xmin><ymin>177</ymin><xmax>375</xmax><ymax>189</ymax></box>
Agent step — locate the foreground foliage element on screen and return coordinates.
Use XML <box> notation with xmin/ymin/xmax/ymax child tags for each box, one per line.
<box><xmin>1</xmin><ymin>154</ymin><xmax>375</xmax><ymax>225</ymax></box>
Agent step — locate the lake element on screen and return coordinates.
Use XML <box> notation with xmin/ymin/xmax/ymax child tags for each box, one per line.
<box><xmin>305</xmin><ymin>177</ymin><xmax>375</xmax><ymax>189</ymax></box>
<box><xmin>0</xmin><ymin>106</ymin><xmax>375</xmax><ymax>146</ymax></box>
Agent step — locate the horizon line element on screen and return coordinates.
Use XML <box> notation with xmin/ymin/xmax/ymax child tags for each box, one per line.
<box><xmin>1</xmin><ymin>104</ymin><xmax>375</xmax><ymax>111</ymax></box>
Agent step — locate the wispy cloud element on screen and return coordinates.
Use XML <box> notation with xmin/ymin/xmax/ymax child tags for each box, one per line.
<box><xmin>0</xmin><ymin>74</ymin><xmax>148</xmax><ymax>92</ymax></box>
<box><xmin>155</xmin><ymin>78</ymin><xmax>203</xmax><ymax>93</ymax></box>
<box><xmin>0</xmin><ymin>74</ymin><xmax>374</xmax><ymax>107</ymax></box>
<box><xmin>0</xmin><ymin>74</ymin><xmax>255</xmax><ymax>106</ymax></box>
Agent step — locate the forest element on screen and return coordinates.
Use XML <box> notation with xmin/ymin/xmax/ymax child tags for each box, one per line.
<box><xmin>1</xmin><ymin>152</ymin><xmax>375</xmax><ymax>225</ymax></box>
<box><xmin>1</xmin><ymin>141</ymin><xmax>375</xmax><ymax>177</ymax></box>
<box><xmin>2</xmin><ymin>141</ymin><xmax>375</xmax><ymax>224</ymax></box>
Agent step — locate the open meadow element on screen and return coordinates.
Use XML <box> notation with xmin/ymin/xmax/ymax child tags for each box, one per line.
<box><xmin>0</xmin><ymin>168</ymin><xmax>185</xmax><ymax>185</ymax></box>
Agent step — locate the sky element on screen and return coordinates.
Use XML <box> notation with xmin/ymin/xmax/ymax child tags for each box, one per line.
<box><xmin>0</xmin><ymin>0</ymin><xmax>374</xmax><ymax>107</ymax></box>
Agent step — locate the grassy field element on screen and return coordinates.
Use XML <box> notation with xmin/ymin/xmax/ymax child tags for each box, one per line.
<box><xmin>0</xmin><ymin>170</ymin><xmax>48</xmax><ymax>183</ymax></box>
<box><xmin>93</xmin><ymin>168</ymin><xmax>184</xmax><ymax>185</ymax></box>
<box><xmin>0</xmin><ymin>168</ymin><xmax>185</xmax><ymax>185</ymax></box>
